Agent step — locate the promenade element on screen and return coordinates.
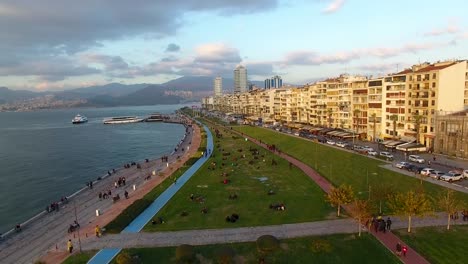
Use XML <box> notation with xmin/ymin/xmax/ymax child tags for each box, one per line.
<box><xmin>0</xmin><ymin>115</ymin><xmax>200</xmax><ymax>264</ymax></box>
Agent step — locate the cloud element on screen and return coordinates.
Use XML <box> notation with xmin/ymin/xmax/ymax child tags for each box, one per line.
<box><xmin>322</xmin><ymin>0</ymin><xmax>346</xmax><ymax>14</ymax></box>
<box><xmin>80</xmin><ymin>54</ymin><xmax>129</xmax><ymax>71</ymax></box>
<box><xmin>194</xmin><ymin>43</ymin><xmax>242</xmax><ymax>63</ymax></box>
<box><xmin>424</xmin><ymin>25</ymin><xmax>459</xmax><ymax>36</ymax></box>
<box><xmin>165</xmin><ymin>43</ymin><xmax>180</xmax><ymax>52</ymax></box>
<box><xmin>283</xmin><ymin>40</ymin><xmax>448</xmax><ymax>66</ymax></box>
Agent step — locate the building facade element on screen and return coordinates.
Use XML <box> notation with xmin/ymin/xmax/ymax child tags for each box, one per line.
<box><xmin>264</xmin><ymin>75</ymin><xmax>283</xmax><ymax>89</ymax></box>
<box><xmin>213</xmin><ymin>76</ymin><xmax>222</xmax><ymax>96</ymax></box>
<box><xmin>234</xmin><ymin>65</ymin><xmax>248</xmax><ymax>93</ymax></box>
<box><xmin>434</xmin><ymin>110</ymin><xmax>468</xmax><ymax>159</ymax></box>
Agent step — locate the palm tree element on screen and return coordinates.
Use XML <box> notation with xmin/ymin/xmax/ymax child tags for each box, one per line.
<box><xmin>412</xmin><ymin>114</ymin><xmax>423</xmax><ymax>143</ymax></box>
<box><xmin>327</xmin><ymin>108</ymin><xmax>333</xmax><ymax>128</ymax></box>
<box><xmin>389</xmin><ymin>114</ymin><xmax>398</xmax><ymax>140</ymax></box>
<box><xmin>353</xmin><ymin>109</ymin><xmax>361</xmax><ymax>138</ymax></box>
<box><xmin>371</xmin><ymin>113</ymin><xmax>377</xmax><ymax>142</ymax></box>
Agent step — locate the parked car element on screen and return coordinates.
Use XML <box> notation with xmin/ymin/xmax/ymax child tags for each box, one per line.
<box><xmin>420</xmin><ymin>168</ymin><xmax>436</xmax><ymax>176</ymax></box>
<box><xmin>396</xmin><ymin>161</ymin><xmax>410</xmax><ymax>169</ymax></box>
<box><xmin>293</xmin><ymin>132</ymin><xmax>300</xmax><ymax>136</ymax></box>
<box><xmin>368</xmin><ymin>150</ymin><xmax>378</xmax><ymax>156</ymax></box>
<box><xmin>406</xmin><ymin>164</ymin><xmax>424</xmax><ymax>173</ymax></box>
<box><xmin>429</xmin><ymin>171</ymin><xmax>445</xmax><ymax>180</ymax></box>
<box><xmin>408</xmin><ymin>155</ymin><xmax>425</xmax><ymax>164</ymax></box>
<box><xmin>463</xmin><ymin>169</ymin><xmax>468</xmax><ymax>178</ymax></box>
<box><xmin>379</xmin><ymin>152</ymin><xmax>394</xmax><ymax>160</ymax></box>
<box><xmin>362</xmin><ymin>146</ymin><xmax>374</xmax><ymax>152</ymax></box>
<box><xmin>440</xmin><ymin>172</ymin><xmax>464</xmax><ymax>182</ymax></box>
<box><xmin>326</xmin><ymin>140</ymin><xmax>336</xmax><ymax>145</ymax></box>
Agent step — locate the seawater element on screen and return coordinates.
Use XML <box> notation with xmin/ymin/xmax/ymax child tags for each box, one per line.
<box><xmin>0</xmin><ymin>105</ymin><xmax>189</xmax><ymax>233</ymax></box>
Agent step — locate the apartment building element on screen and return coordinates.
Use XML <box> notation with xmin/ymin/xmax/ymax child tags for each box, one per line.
<box><xmin>367</xmin><ymin>78</ymin><xmax>383</xmax><ymax>141</ymax></box>
<box><xmin>434</xmin><ymin>110</ymin><xmax>468</xmax><ymax>159</ymax></box>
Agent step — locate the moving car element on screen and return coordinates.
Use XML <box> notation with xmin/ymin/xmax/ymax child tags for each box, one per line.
<box><xmin>429</xmin><ymin>171</ymin><xmax>445</xmax><ymax>180</ymax></box>
<box><xmin>440</xmin><ymin>172</ymin><xmax>463</xmax><ymax>182</ymax></box>
<box><xmin>379</xmin><ymin>152</ymin><xmax>394</xmax><ymax>160</ymax></box>
<box><xmin>408</xmin><ymin>155</ymin><xmax>425</xmax><ymax>163</ymax></box>
<box><xmin>420</xmin><ymin>168</ymin><xmax>435</xmax><ymax>176</ymax></box>
<box><xmin>396</xmin><ymin>161</ymin><xmax>410</xmax><ymax>169</ymax></box>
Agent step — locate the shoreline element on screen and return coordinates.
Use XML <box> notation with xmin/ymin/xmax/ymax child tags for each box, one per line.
<box><xmin>0</xmin><ymin>115</ymin><xmax>190</xmax><ymax>239</ymax></box>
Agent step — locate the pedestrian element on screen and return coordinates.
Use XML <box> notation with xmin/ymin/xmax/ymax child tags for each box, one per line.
<box><xmin>433</xmin><ymin>155</ymin><xmax>436</xmax><ymax>161</ymax></box>
<box><xmin>67</xmin><ymin>239</ymin><xmax>73</xmax><ymax>253</ymax></box>
<box><xmin>95</xmin><ymin>225</ymin><xmax>101</xmax><ymax>237</ymax></box>
<box><xmin>386</xmin><ymin>217</ymin><xmax>392</xmax><ymax>231</ymax></box>
<box><xmin>98</xmin><ymin>192</ymin><xmax>102</xmax><ymax>200</ymax></box>
<box><xmin>402</xmin><ymin>245</ymin><xmax>408</xmax><ymax>257</ymax></box>
<box><xmin>173</xmin><ymin>177</ymin><xmax>177</xmax><ymax>185</ymax></box>
<box><xmin>124</xmin><ymin>190</ymin><xmax>128</xmax><ymax>199</ymax></box>
<box><xmin>396</xmin><ymin>242</ymin><xmax>402</xmax><ymax>256</ymax></box>
<box><xmin>428</xmin><ymin>160</ymin><xmax>431</xmax><ymax>166</ymax></box>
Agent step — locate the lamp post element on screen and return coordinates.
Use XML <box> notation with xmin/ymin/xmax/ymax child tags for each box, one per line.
<box><xmin>73</xmin><ymin>199</ymin><xmax>82</xmax><ymax>253</ymax></box>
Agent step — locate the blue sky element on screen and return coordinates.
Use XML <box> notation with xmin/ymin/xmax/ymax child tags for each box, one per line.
<box><xmin>0</xmin><ymin>0</ymin><xmax>467</xmax><ymax>90</ymax></box>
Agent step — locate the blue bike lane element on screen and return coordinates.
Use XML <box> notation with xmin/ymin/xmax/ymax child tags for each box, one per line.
<box><xmin>88</xmin><ymin>122</ymin><xmax>213</xmax><ymax>264</ymax></box>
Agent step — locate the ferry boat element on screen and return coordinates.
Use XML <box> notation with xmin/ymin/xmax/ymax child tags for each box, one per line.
<box><xmin>103</xmin><ymin>116</ymin><xmax>144</xmax><ymax>124</ymax></box>
<box><xmin>72</xmin><ymin>114</ymin><xmax>88</xmax><ymax>124</ymax></box>
<box><xmin>145</xmin><ymin>113</ymin><xmax>165</xmax><ymax>122</ymax></box>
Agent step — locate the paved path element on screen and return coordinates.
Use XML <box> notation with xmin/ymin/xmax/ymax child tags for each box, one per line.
<box><xmin>88</xmin><ymin>121</ymin><xmax>214</xmax><ymax>264</ymax></box>
<box><xmin>74</xmin><ymin>214</ymin><xmax>467</xmax><ymax>251</ymax></box>
<box><xmin>0</xmin><ymin>116</ymin><xmax>199</xmax><ymax>264</ymax></box>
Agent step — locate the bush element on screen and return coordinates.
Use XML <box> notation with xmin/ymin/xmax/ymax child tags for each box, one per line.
<box><xmin>256</xmin><ymin>235</ymin><xmax>280</xmax><ymax>253</ymax></box>
<box><xmin>214</xmin><ymin>247</ymin><xmax>236</xmax><ymax>264</ymax></box>
<box><xmin>105</xmin><ymin>199</ymin><xmax>153</xmax><ymax>233</ymax></box>
<box><xmin>310</xmin><ymin>239</ymin><xmax>332</xmax><ymax>253</ymax></box>
<box><xmin>185</xmin><ymin>157</ymin><xmax>199</xmax><ymax>166</ymax></box>
<box><xmin>198</xmin><ymin>146</ymin><xmax>207</xmax><ymax>153</ymax></box>
<box><xmin>175</xmin><ymin>244</ymin><xmax>195</xmax><ymax>263</ymax></box>
<box><xmin>116</xmin><ymin>252</ymin><xmax>133</xmax><ymax>264</ymax></box>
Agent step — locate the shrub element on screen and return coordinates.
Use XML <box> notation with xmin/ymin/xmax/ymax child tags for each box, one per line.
<box><xmin>175</xmin><ymin>244</ymin><xmax>195</xmax><ymax>263</ymax></box>
<box><xmin>185</xmin><ymin>157</ymin><xmax>199</xmax><ymax>166</ymax></box>
<box><xmin>116</xmin><ymin>252</ymin><xmax>133</xmax><ymax>264</ymax></box>
<box><xmin>256</xmin><ymin>235</ymin><xmax>280</xmax><ymax>253</ymax></box>
<box><xmin>214</xmin><ymin>247</ymin><xmax>236</xmax><ymax>264</ymax></box>
<box><xmin>310</xmin><ymin>239</ymin><xmax>332</xmax><ymax>253</ymax></box>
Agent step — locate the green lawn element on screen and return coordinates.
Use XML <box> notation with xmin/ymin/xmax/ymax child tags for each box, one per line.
<box><xmin>144</xmin><ymin>124</ymin><xmax>334</xmax><ymax>231</ymax></box>
<box><xmin>395</xmin><ymin>225</ymin><xmax>468</xmax><ymax>264</ymax></box>
<box><xmin>234</xmin><ymin>125</ymin><xmax>468</xmax><ymax>206</ymax></box>
<box><xmin>114</xmin><ymin>233</ymin><xmax>400</xmax><ymax>264</ymax></box>
<box><xmin>62</xmin><ymin>251</ymin><xmax>96</xmax><ymax>264</ymax></box>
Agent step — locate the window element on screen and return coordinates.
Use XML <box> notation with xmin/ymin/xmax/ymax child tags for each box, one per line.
<box><xmin>440</xmin><ymin>122</ymin><xmax>445</xmax><ymax>132</ymax></box>
<box><xmin>432</xmin><ymin>73</ymin><xmax>436</xmax><ymax>79</ymax></box>
<box><xmin>432</xmin><ymin>82</ymin><xmax>436</xmax><ymax>88</ymax></box>
<box><xmin>417</xmin><ymin>75</ymin><xmax>421</xmax><ymax>81</ymax></box>
<box><xmin>425</xmin><ymin>74</ymin><xmax>430</xmax><ymax>80</ymax></box>
<box><xmin>409</xmin><ymin>76</ymin><xmax>413</xmax><ymax>81</ymax></box>
<box><xmin>432</xmin><ymin>100</ymin><xmax>435</xmax><ymax>106</ymax></box>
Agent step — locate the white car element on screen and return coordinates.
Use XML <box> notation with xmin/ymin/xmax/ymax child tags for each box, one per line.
<box><xmin>420</xmin><ymin>168</ymin><xmax>435</xmax><ymax>176</ymax></box>
<box><xmin>379</xmin><ymin>152</ymin><xmax>394</xmax><ymax>160</ymax></box>
<box><xmin>408</xmin><ymin>155</ymin><xmax>425</xmax><ymax>164</ymax></box>
<box><xmin>336</xmin><ymin>142</ymin><xmax>346</xmax><ymax>147</ymax></box>
<box><xmin>363</xmin><ymin>146</ymin><xmax>374</xmax><ymax>152</ymax></box>
<box><xmin>440</xmin><ymin>172</ymin><xmax>463</xmax><ymax>182</ymax></box>
<box><xmin>368</xmin><ymin>150</ymin><xmax>378</xmax><ymax>156</ymax></box>
<box><xmin>395</xmin><ymin>161</ymin><xmax>410</xmax><ymax>169</ymax></box>
<box><xmin>326</xmin><ymin>140</ymin><xmax>336</xmax><ymax>145</ymax></box>
<box><xmin>463</xmin><ymin>169</ymin><xmax>468</xmax><ymax>178</ymax></box>
<box><xmin>429</xmin><ymin>171</ymin><xmax>445</xmax><ymax>180</ymax></box>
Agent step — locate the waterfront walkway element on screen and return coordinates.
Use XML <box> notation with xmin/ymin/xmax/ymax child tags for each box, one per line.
<box><xmin>87</xmin><ymin>122</ymin><xmax>214</xmax><ymax>264</ymax></box>
<box><xmin>0</xmin><ymin>116</ymin><xmax>199</xmax><ymax>264</ymax></box>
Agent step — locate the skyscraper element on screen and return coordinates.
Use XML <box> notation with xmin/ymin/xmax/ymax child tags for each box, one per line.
<box><xmin>234</xmin><ymin>65</ymin><xmax>248</xmax><ymax>93</ymax></box>
<box><xmin>213</xmin><ymin>76</ymin><xmax>222</xmax><ymax>96</ymax></box>
<box><xmin>264</xmin><ymin>75</ymin><xmax>283</xmax><ymax>89</ymax></box>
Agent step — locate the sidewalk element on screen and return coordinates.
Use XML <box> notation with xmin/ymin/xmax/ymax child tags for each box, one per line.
<box><xmin>0</xmin><ymin>116</ymin><xmax>200</xmax><ymax>264</ymax></box>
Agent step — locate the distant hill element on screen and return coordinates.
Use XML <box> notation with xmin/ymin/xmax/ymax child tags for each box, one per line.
<box><xmin>64</xmin><ymin>83</ymin><xmax>149</xmax><ymax>98</ymax></box>
<box><xmin>161</xmin><ymin>76</ymin><xmax>264</xmax><ymax>93</ymax></box>
<box><xmin>0</xmin><ymin>87</ymin><xmax>43</xmax><ymax>104</ymax></box>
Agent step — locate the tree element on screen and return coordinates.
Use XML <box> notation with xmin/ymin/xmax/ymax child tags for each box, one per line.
<box><xmin>412</xmin><ymin>114</ymin><xmax>423</xmax><ymax>143</ymax></box>
<box><xmin>389</xmin><ymin>115</ymin><xmax>398</xmax><ymax>140</ymax></box>
<box><xmin>370</xmin><ymin>183</ymin><xmax>396</xmax><ymax>214</ymax></box>
<box><xmin>327</xmin><ymin>108</ymin><xmax>333</xmax><ymax>128</ymax></box>
<box><xmin>353</xmin><ymin>109</ymin><xmax>361</xmax><ymax>135</ymax></box>
<box><xmin>371</xmin><ymin>113</ymin><xmax>377</xmax><ymax>142</ymax></box>
<box><xmin>326</xmin><ymin>184</ymin><xmax>354</xmax><ymax>217</ymax></box>
<box><xmin>438</xmin><ymin>190</ymin><xmax>464</xmax><ymax>230</ymax></box>
<box><xmin>387</xmin><ymin>190</ymin><xmax>433</xmax><ymax>233</ymax></box>
<box><xmin>348</xmin><ymin>199</ymin><xmax>372</xmax><ymax>236</ymax></box>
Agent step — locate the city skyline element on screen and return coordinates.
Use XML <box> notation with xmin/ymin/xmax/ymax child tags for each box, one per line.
<box><xmin>0</xmin><ymin>0</ymin><xmax>467</xmax><ymax>91</ymax></box>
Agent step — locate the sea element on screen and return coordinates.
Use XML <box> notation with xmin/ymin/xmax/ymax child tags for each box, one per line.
<box><xmin>0</xmin><ymin>104</ymin><xmax>190</xmax><ymax>234</ymax></box>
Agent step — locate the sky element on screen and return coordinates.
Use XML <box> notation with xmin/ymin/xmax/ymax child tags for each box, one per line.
<box><xmin>0</xmin><ymin>0</ymin><xmax>467</xmax><ymax>91</ymax></box>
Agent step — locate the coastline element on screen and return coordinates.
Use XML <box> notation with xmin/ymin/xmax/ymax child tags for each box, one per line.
<box><xmin>0</xmin><ymin>114</ymin><xmax>201</xmax><ymax>264</ymax></box>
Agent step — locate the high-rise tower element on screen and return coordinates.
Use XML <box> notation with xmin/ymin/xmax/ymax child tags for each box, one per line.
<box><xmin>234</xmin><ymin>65</ymin><xmax>248</xmax><ymax>93</ymax></box>
<box><xmin>213</xmin><ymin>77</ymin><xmax>222</xmax><ymax>96</ymax></box>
